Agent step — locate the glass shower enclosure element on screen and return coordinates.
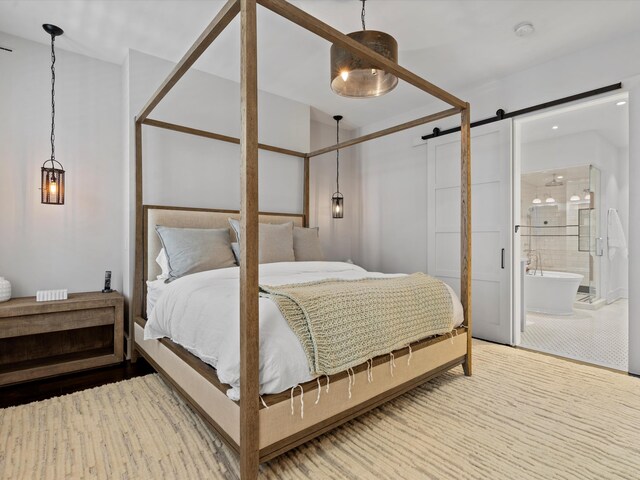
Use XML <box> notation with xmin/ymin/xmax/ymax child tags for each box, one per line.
<box><xmin>521</xmin><ymin>164</ymin><xmax>602</xmax><ymax>307</ymax></box>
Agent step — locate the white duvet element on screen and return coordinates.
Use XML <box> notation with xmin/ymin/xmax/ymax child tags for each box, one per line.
<box><xmin>145</xmin><ymin>261</ymin><xmax>464</xmax><ymax>400</ymax></box>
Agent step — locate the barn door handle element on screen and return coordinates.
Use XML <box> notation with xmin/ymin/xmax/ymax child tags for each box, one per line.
<box><xmin>501</xmin><ymin>248</ymin><xmax>505</xmax><ymax>269</ymax></box>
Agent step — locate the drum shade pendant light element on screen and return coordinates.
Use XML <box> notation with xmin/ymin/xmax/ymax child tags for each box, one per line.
<box><xmin>41</xmin><ymin>24</ymin><xmax>65</xmax><ymax>205</ymax></box>
<box><xmin>330</xmin><ymin>0</ymin><xmax>398</xmax><ymax>98</ymax></box>
<box><xmin>331</xmin><ymin>115</ymin><xmax>344</xmax><ymax>218</ymax></box>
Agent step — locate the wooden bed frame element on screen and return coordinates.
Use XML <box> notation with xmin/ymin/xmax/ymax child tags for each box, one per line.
<box><xmin>131</xmin><ymin>1</ymin><xmax>471</xmax><ymax>478</ymax></box>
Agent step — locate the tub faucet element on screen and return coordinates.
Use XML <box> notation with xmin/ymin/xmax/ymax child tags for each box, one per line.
<box><xmin>527</xmin><ymin>250</ymin><xmax>543</xmax><ymax>276</ymax></box>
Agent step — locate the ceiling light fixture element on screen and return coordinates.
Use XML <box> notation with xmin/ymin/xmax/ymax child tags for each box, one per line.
<box><xmin>616</xmin><ymin>100</ymin><xmax>627</xmax><ymax>106</ymax></box>
<box><xmin>556</xmin><ymin>175</ymin><xmax>564</xmax><ymax>179</ymax></box>
<box><xmin>40</xmin><ymin>23</ymin><xmax>65</xmax><ymax>205</ymax></box>
<box><xmin>331</xmin><ymin>115</ymin><xmax>344</xmax><ymax>218</ymax></box>
<box><xmin>330</xmin><ymin>0</ymin><xmax>398</xmax><ymax>98</ymax></box>
<box><xmin>570</xmin><ymin>193</ymin><xmax>581</xmax><ymax>202</ymax></box>
<box><xmin>514</xmin><ymin>21</ymin><xmax>535</xmax><ymax>37</ymax></box>
<box><xmin>584</xmin><ymin>189</ymin><xmax>591</xmax><ymax>201</ymax></box>
<box><xmin>545</xmin><ymin>174</ymin><xmax>564</xmax><ymax>187</ymax></box>
<box><xmin>532</xmin><ymin>194</ymin><xmax>542</xmax><ymax>205</ymax></box>
<box><xmin>552</xmin><ymin>125</ymin><xmax>559</xmax><ymax>130</ymax></box>
<box><xmin>545</xmin><ymin>195</ymin><xmax>556</xmax><ymax>204</ymax></box>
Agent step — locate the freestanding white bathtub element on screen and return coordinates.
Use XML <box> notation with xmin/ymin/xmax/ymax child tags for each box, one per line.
<box><xmin>525</xmin><ymin>271</ymin><xmax>584</xmax><ymax>315</ymax></box>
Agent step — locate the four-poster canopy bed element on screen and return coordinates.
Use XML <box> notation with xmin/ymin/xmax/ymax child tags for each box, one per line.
<box><xmin>131</xmin><ymin>0</ymin><xmax>472</xmax><ymax>478</ymax></box>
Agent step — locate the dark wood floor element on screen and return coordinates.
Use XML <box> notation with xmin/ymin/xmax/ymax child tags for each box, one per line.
<box><xmin>0</xmin><ymin>358</ymin><xmax>155</xmax><ymax>409</ymax></box>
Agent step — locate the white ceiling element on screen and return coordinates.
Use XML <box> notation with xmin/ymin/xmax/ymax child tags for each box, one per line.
<box><xmin>522</xmin><ymin>166</ymin><xmax>590</xmax><ymax>188</ymax></box>
<box><xmin>520</xmin><ymin>94</ymin><xmax>629</xmax><ymax>148</ymax></box>
<box><xmin>2</xmin><ymin>0</ymin><xmax>640</xmax><ymax>127</ymax></box>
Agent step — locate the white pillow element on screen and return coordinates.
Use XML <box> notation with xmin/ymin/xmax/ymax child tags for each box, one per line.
<box><xmin>155</xmin><ymin>248</ymin><xmax>170</xmax><ymax>280</ymax></box>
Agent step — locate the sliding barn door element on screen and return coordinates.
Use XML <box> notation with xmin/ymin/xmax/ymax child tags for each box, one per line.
<box><xmin>427</xmin><ymin>120</ymin><xmax>513</xmax><ymax>344</ymax></box>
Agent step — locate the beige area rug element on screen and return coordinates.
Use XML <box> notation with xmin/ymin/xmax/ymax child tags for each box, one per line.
<box><xmin>1</xmin><ymin>341</ymin><xmax>639</xmax><ymax>480</ymax></box>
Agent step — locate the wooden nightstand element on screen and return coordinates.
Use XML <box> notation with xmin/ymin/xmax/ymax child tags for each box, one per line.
<box><xmin>0</xmin><ymin>291</ymin><xmax>124</xmax><ymax>386</ymax></box>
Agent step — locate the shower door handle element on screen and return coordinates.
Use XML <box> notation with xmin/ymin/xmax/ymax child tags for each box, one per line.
<box><xmin>501</xmin><ymin>248</ymin><xmax>505</xmax><ymax>269</ymax></box>
<box><xmin>595</xmin><ymin>237</ymin><xmax>604</xmax><ymax>256</ymax></box>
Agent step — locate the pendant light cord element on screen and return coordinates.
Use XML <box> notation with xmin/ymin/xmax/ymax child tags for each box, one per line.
<box><xmin>50</xmin><ymin>33</ymin><xmax>56</xmax><ymax>163</ymax></box>
<box><xmin>361</xmin><ymin>0</ymin><xmax>366</xmax><ymax>30</ymax></box>
<box><xmin>336</xmin><ymin>118</ymin><xmax>340</xmax><ymax>193</ymax></box>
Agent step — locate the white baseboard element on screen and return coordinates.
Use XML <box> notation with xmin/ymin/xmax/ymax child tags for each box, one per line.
<box><xmin>606</xmin><ymin>288</ymin><xmax>628</xmax><ymax>304</ymax></box>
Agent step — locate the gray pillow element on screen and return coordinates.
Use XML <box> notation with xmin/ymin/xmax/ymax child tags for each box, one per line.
<box><xmin>293</xmin><ymin>227</ymin><xmax>324</xmax><ymax>261</ymax></box>
<box><xmin>155</xmin><ymin>226</ymin><xmax>236</xmax><ymax>281</ymax></box>
<box><xmin>228</xmin><ymin>219</ymin><xmax>295</xmax><ymax>264</ymax></box>
<box><xmin>231</xmin><ymin>242</ymin><xmax>240</xmax><ymax>264</ymax></box>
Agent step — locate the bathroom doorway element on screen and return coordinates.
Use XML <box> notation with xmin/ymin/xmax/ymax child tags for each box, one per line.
<box><xmin>513</xmin><ymin>93</ymin><xmax>629</xmax><ymax>371</ymax></box>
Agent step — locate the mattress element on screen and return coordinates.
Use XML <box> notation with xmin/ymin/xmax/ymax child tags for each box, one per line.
<box><xmin>144</xmin><ymin>261</ymin><xmax>464</xmax><ymax>400</ymax></box>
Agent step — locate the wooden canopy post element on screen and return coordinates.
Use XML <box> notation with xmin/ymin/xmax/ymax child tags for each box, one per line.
<box><xmin>141</xmin><ymin>118</ymin><xmax>306</xmax><ymax>158</ymax></box>
<box><xmin>137</xmin><ymin>0</ymin><xmax>240</xmax><ymax>122</ymax></box>
<box><xmin>306</xmin><ymin>107</ymin><xmax>460</xmax><ymax>158</ymax></box>
<box><xmin>131</xmin><ymin>120</ymin><xmax>143</xmax><ymax>359</ymax></box>
<box><xmin>257</xmin><ymin>0</ymin><xmax>465</xmax><ymax>109</ymax></box>
<box><xmin>239</xmin><ymin>0</ymin><xmax>260</xmax><ymax>478</ymax></box>
<box><xmin>303</xmin><ymin>155</ymin><xmax>310</xmax><ymax>227</ymax></box>
<box><xmin>461</xmin><ymin>105</ymin><xmax>472</xmax><ymax>376</ymax></box>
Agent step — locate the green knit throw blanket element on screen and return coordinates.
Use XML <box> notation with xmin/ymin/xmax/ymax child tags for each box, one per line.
<box><xmin>260</xmin><ymin>273</ymin><xmax>454</xmax><ymax>376</ymax></box>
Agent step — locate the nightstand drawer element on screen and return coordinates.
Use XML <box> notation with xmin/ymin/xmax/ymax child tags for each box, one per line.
<box><xmin>0</xmin><ymin>307</ymin><xmax>115</xmax><ymax>339</ymax></box>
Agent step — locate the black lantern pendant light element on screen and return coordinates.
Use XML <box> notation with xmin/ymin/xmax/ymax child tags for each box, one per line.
<box><xmin>331</xmin><ymin>115</ymin><xmax>344</xmax><ymax>219</ymax></box>
<box><xmin>330</xmin><ymin>0</ymin><xmax>398</xmax><ymax>98</ymax></box>
<box><xmin>41</xmin><ymin>24</ymin><xmax>65</xmax><ymax>205</ymax></box>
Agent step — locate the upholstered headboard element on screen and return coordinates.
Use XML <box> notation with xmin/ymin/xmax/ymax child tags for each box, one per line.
<box><xmin>144</xmin><ymin>205</ymin><xmax>304</xmax><ymax>281</ymax></box>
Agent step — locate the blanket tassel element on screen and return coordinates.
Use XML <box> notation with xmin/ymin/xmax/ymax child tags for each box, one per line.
<box><xmin>389</xmin><ymin>352</ymin><xmax>397</xmax><ymax>377</ymax></box>
<box><xmin>347</xmin><ymin>368</ymin><xmax>356</xmax><ymax>400</ymax></box>
<box><xmin>290</xmin><ymin>385</ymin><xmax>304</xmax><ymax>419</ymax></box>
<box><xmin>315</xmin><ymin>378</ymin><xmax>321</xmax><ymax>405</ymax></box>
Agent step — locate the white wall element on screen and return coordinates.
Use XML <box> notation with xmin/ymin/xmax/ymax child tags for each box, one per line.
<box><xmin>309</xmin><ymin>119</ymin><xmax>357</xmax><ymax>262</ymax></box>
<box><xmin>353</xmin><ymin>128</ymin><xmax>429</xmax><ymax>274</ymax></box>
<box><xmin>0</xmin><ymin>32</ymin><xmax>123</xmax><ymax>297</ymax></box>
<box><xmin>350</xmin><ymin>29</ymin><xmax>640</xmax><ymax>373</ymax></box>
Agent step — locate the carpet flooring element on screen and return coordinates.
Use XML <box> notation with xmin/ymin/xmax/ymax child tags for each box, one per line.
<box><xmin>1</xmin><ymin>341</ymin><xmax>639</xmax><ymax>479</ymax></box>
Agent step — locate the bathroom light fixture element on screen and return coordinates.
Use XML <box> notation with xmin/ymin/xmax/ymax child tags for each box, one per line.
<box><xmin>514</xmin><ymin>21</ymin><xmax>535</xmax><ymax>37</ymax></box>
<box><xmin>545</xmin><ymin>194</ymin><xmax>555</xmax><ymax>204</ymax></box>
<box><xmin>545</xmin><ymin>174</ymin><xmax>564</xmax><ymax>187</ymax></box>
<box><xmin>584</xmin><ymin>189</ymin><xmax>591</xmax><ymax>201</ymax></box>
<box><xmin>552</xmin><ymin>125</ymin><xmax>559</xmax><ymax>130</ymax></box>
<box><xmin>532</xmin><ymin>194</ymin><xmax>542</xmax><ymax>204</ymax></box>
<box><xmin>330</xmin><ymin>0</ymin><xmax>398</xmax><ymax>98</ymax></box>
<box><xmin>331</xmin><ymin>115</ymin><xmax>344</xmax><ymax>218</ymax></box>
<box><xmin>40</xmin><ymin>24</ymin><xmax>65</xmax><ymax>205</ymax></box>
<box><xmin>556</xmin><ymin>175</ymin><xmax>564</xmax><ymax>179</ymax></box>
<box><xmin>616</xmin><ymin>100</ymin><xmax>627</xmax><ymax>106</ymax></box>
<box><xmin>570</xmin><ymin>193</ymin><xmax>581</xmax><ymax>202</ymax></box>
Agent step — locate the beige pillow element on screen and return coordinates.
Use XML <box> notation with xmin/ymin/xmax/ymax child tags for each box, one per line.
<box><xmin>228</xmin><ymin>219</ymin><xmax>295</xmax><ymax>264</ymax></box>
<box><xmin>293</xmin><ymin>227</ymin><xmax>324</xmax><ymax>261</ymax></box>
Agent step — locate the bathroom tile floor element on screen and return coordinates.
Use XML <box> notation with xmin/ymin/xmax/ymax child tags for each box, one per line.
<box><xmin>520</xmin><ymin>298</ymin><xmax>628</xmax><ymax>371</ymax></box>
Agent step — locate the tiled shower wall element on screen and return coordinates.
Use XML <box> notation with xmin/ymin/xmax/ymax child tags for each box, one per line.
<box><xmin>521</xmin><ymin>179</ymin><xmax>591</xmax><ymax>287</ymax></box>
